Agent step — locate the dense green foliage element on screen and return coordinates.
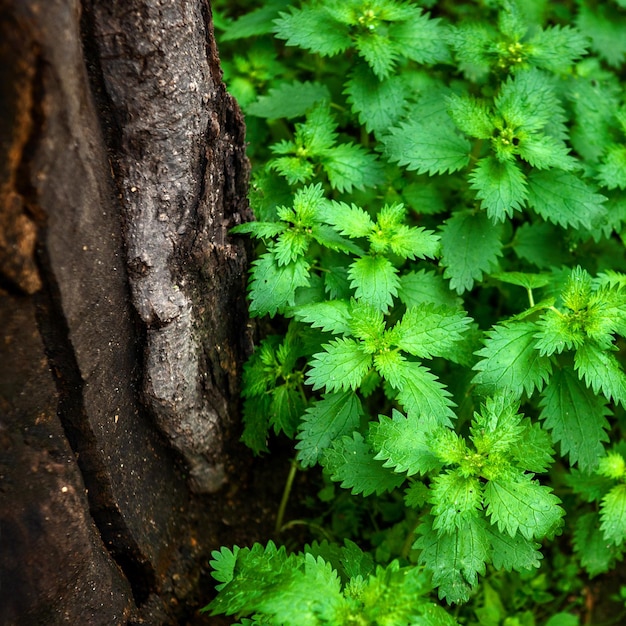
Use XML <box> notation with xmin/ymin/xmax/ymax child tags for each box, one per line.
<box><xmin>206</xmin><ymin>0</ymin><xmax>626</xmax><ymax>623</ymax></box>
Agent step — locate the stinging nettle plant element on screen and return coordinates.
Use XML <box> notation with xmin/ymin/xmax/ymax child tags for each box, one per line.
<box><xmin>207</xmin><ymin>0</ymin><xmax>626</xmax><ymax>623</ymax></box>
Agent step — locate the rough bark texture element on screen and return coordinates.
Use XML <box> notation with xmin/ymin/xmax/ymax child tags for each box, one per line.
<box><xmin>0</xmin><ymin>0</ymin><xmax>266</xmax><ymax>624</ymax></box>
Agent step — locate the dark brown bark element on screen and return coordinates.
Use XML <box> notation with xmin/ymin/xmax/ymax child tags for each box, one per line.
<box><xmin>0</xmin><ymin>0</ymin><xmax>265</xmax><ymax>623</ymax></box>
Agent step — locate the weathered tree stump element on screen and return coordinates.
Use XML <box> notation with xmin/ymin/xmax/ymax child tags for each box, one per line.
<box><xmin>0</xmin><ymin>1</ymin><xmax>263</xmax><ymax>623</ymax></box>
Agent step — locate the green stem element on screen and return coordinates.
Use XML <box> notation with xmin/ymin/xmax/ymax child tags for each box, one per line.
<box><xmin>279</xmin><ymin>519</ymin><xmax>335</xmax><ymax>542</ymax></box>
<box><xmin>527</xmin><ymin>286</ymin><xmax>535</xmax><ymax>308</ymax></box>
<box><xmin>275</xmin><ymin>459</ymin><xmax>298</xmax><ymax>534</ymax></box>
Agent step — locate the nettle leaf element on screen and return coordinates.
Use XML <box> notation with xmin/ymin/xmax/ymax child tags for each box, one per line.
<box><xmin>473</xmin><ymin>322</ymin><xmax>553</xmax><ymax>398</ymax></box>
<box><xmin>323</xmin><ymin>201</ymin><xmax>375</xmax><ymax>238</ymax></box>
<box><xmin>296</xmin><ymin>391</ymin><xmax>363</xmax><ymax>468</ymax></box>
<box><xmin>512</xmin><ymin>221</ymin><xmax>572</xmax><ymax>269</ymax></box>
<box><xmin>247</xmin><ymin>80</ymin><xmax>330</xmax><ymax>119</ymax></box>
<box><xmin>344</xmin><ymin>65</ymin><xmax>410</xmax><ymax>135</ymax></box>
<box><xmin>231</xmin><ymin>221</ymin><xmax>287</xmax><ymax>240</ymax></box>
<box><xmin>495</xmin><ymin>69</ymin><xmax>560</xmax><ymax>133</ymax></box>
<box><xmin>574</xmin><ymin>511</ymin><xmax>625</xmax><ymax>577</ymax></box>
<box><xmin>322</xmin><ymin>431</ymin><xmax>406</xmax><ymax>497</ymax></box>
<box><xmin>416</xmin><ymin>516</ymin><xmax>489</xmax><ymax>604</ymax></box>
<box><xmin>349</xmin><ymin>255</ymin><xmax>400</xmax><ymax>312</ymax></box>
<box><xmin>269</xmin><ymin>384</ymin><xmax>305</xmax><ymax>437</ymax></box>
<box><xmin>354</xmin><ymin>30</ymin><xmax>399</xmax><ymax>79</ymax></box>
<box><xmin>597</xmin><ymin>145</ymin><xmax>626</xmax><ymax>190</ymax></box>
<box><xmin>373</xmin><ymin>349</ymin><xmax>407</xmax><ymax>389</ymax></box>
<box><xmin>369</xmin><ymin>409</ymin><xmax>440</xmax><ymax>476</ymax></box>
<box><xmin>577</xmin><ymin>4</ymin><xmax>626</xmax><ymax>68</ymax></box>
<box><xmin>394</xmin><ymin>304</ymin><xmax>471</xmax><ymax>359</ymax></box>
<box><xmin>294</xmin><ymin>300</ymin><xmax>352</xmax><ymax>335</ymax></box>
<box><xmin>527</xmin><ymin>170</ymin><xmax>607</xmax><ymax>231</ymax></box>
<box><xmin>249</xmin><ymin>253</ymin><xmax>310</xmax><ymax>317</ymax></box>
<box><xmin>484</xmin><ymin>525</ymin><xmax>542</xmax><ymax>572</ymax></box>
<box><xmin>440</xmin><ymin>211</ymin><xmax>503</xmax><ymax>294</ymax></box>
<box><xmin>527</xmin><ymin>25</ymin><xmax>589</xmax><ymax>73</ymax></box>
<box><xmin>269</xmin><ymin>155</ymin><xmax>315</xmax><ymax>185</ymax></box>
<box><xmin>398</xmin><ymin>270</ymin><xmax>463</xmax><ymax>309</ymax></box>
<box><xmin>390</xmin><ymin>10</ymin><xmax>450</xmax><ymax>65</ymax></box>
<box><xmin>574</xmin><ymin>342</ymin><xmax>626</xmax><ymax>406</ymax></box>
<box><xmin>382</xmin><ymin>118</ymin><xmax>471</xmax><ymax>175</ymax></box>
<box><xmin>274</xmin><ymin>6</ymin><xmax>351</xmax><ymax>56</ymax></box>
<box><xmin>306</xmin><ymin>337</ymin><xmax>372</xmax><ymax>392</ymax></box>
<box><xmin>539</xmin><ymin>367</ymin><xmax>610</xmax><ymax>471</ymax></box>
<box><xmin>395</xmin><ymin>360</ymin><xmax>456</xmax><ymax>430</ymax></box>
<box><xmin>600</xmin><ymin>484</ymin><xmax>626</xmax><ymax>546</ymax></box>
<box><xmin>387</xmin><ymin>225</ymin><xmax>440</xmax><ymax>260</ymax></box>
<box><xmin>430</xmin><ymin>470</ymin><xmax>483</xmax><ymax>533</ymax></box>
<box><xmin>447</xmin><ymin>94</ymin><xmax>494</xmax><ymax>139</ymax></box>
<box><xmin>484</xmin><ymin>474</ymin><xmax>564</xmax><ymax>540</ymax></box>
<box><xmin>516</xmin><ymin>134</ymin><xmax>577</xmax><ymax>172</ymax></box>
<box><xmin>469</xmin><ymin>156</ymin><xmax>528</xmax><ymax>222</ymax></box>
<box><xmin>321</xmin><ymin>142</ymin><xmax>384</xmax><ymax>192</ymax></box>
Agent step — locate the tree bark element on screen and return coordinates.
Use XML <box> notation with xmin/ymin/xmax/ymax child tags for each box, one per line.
<box><xmin>0</xmin><ymin>1</ymin><xmax>262</xmax><ymax>623</ymax></box>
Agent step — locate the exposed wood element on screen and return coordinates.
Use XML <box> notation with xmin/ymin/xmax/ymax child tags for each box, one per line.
<box><xmin>0</xmin><ymin>0</ymin><xmax>258</xmax><ymax>623</ymax></box>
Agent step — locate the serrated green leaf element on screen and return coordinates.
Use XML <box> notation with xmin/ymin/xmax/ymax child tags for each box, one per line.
<box><xmin>484</xmin><ymin>474</ymin><xmax>564</xmax><ymax>540</ymax></box>
<box><xmin>307</xmin><ymin>337</ymin><xmax>372</xmax><ymax>393</ymax></box>
<box><xmin>323</xmin><ymin>201</ymin><xmax>375</xmax><ymax>238</ymax></box>
<box><xmin>249</xmin><ymin>253</ymin><xmax>310</xmax><ymax>317</ymax></box>
<box><xmin>447</xmin><ymin>94</ymin><xmax>494</xmax><ymax>139</ymax></box>
<box><xmin>269</xmin><ymin>155</ymin><xmax>315</xmax><ymax>185</ymax></box>
<box><xmin>321</xmin><ymin>142</ymin><xmax>383</xmax><ymax>192</ymax></box>
<box><xmin>577</xmin><ymin>4</ymin><xmax>626</xmax><ymax>68</ymax></box>
<box><xmin>395</xmin><ymin>361</ymin><xmax>456</xmax><ymax>430</ymax></box>
<box><xmin>294</xmin><ymin>300</ymin><xmax>352</xmax><ymax>335</ymax></box>
<box><xmin>473</xmin><ymin>322</ymin><xmax>553</xmax><ymax>398</ymax></box>
<box><xmin>600</xmin><ymin>483</ymin><xmax>626</xmax><ymax>546</ymax></box>
<box><xmin>389</xmin><ymin>11</ymin><xmax>450</xmax><ymax>65</ymax></box>
<box><xmin>398</xmin><ymin>270</ymin><xmax>462</xmax><ymax>309</ymax></box>
<box><xmin>349</xmin><ymin>255</ymin><xmax>400</xmax><ymax>312</ymax></box>
<box><xmin>383</xmin><ymin>119</ymin><xmax>471</xmax><ymax>175</ymax></box>
<box><xmin>231</xmin><ymin>221</ymin><xmax>287</xmax><ymax>240</ymax></box>
<box><xmin>247</xmin><ymin>81</ymin><xmax>331</xmax><ymax>119</ymax></box>
<box><xmin>415</xmin><ymin>516</ymin><xmax>489</xmax><ymax>604</ymax></box>
<box><xmin>296</xmin><ymin>392</ymin><xmax>363</xmax><ymax>468</ymax></box>
<box><xmin>344</xmin><ymin>65</ymin><xmax>410</xmax><ymax>135</ymax></box>
<box><xmin>512</xmin><ymin>221</ymin><xmax>572</xmax><ymax>269</ymax></box>
<box><xmin>354</xmin><ymin>30</ymin><xmax>399</xmax><ymax>79</ymax></box>
<box><xmin>430</xmin><ymin>470</ymin><xmax>483</xmax><ymax>533</ymax></box>
<box><xmin>387</xmin><ymin>225</ymin><xmax>440</xmax><ymax>260</ymax></box>
<box><xmin>469</xmin><ymin>156</ymin><xmax>528</xmax><ymax>222</ymax></box>
<box><xmin>574</xmin><ymin>342</ymin><xmax>626</xmax><ymax>406</ymax></box>
<box><xmin>220</xmin><ymin>0</ymin><xmax>290</xmax><ymax>40</ymax></box>
<box><xmin>490</xmin><ymin>271</ymin><xmax>550</xmax><ymax>290</ymax></box>
<box><xmin>539</xmin><ymin>367</ymin><xmax>610</xmax><ymax>471</ymax></box>
<box><xmin>373</xmin><ymin>349</ymin><xmax>407</xmax><ymax>389</ymax></box>
<box><xmin>311</xmin><ymin>225</ymin><xmax>365</xmax><ymax>256</ymax></box>
<box><xmin>574</xmin><ymin>511</ymin><xmax>624</xmax><ymax>577</ymax></box>
<box><xmin>597</xmin><ymin>145</ymin><xmax>626</xmax><ymax>190</ymax></box>
<box><xmin>527</xmin><ymin>25</ymin><xmax>589</xmax><ymax>73</ymax></box>
<box><xmin>440</xmin><ymin>211</ymin><xmax>503</xmax><ymax>294</ymax></box>
<box><xmin>369</xmin><ymin>409</ymin><xmax>440</xmax><ymax>476</ymax></box>
<box><xmin>517</xmin><ymin>134</ymin><xmax>577</xmax><ymax>171</ymax></box>
<box><xmin>527</xmin><ymin>170</ymin><xmax>607</xmax><ymax>231</ymax></box>
<box><xmin>495</xmin><ymin>69</ymin><xmax>560</xmax><ymax>133</ymax></box>
<box><xmin>274</xmin><ymin>6</ymin><xmax>351</xmax><ymax>56</ymax></box>
<box><xmin>269</xmin><ymin>385</ymin><xmax>305</xmax><ymax>438</ymax></box>
<box><xmin>322</xmin><ymin>431</ymin><xmax>406</xmax><ymax>497</ymax></box>
<box><xmin>395</xmin><ymin>304</ymin><xmax>471</xmax><ymax>359</ymax></box>
<box><xmin>485</xmin><ymin>525</ymin><xmax>542</xmax><ymax>572</ymax></box>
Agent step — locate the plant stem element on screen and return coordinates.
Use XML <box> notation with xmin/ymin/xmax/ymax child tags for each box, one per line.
<box><xmin>275</xmin><ymin>459</ymin><xmax>298</xmax><ymax>534</ymax></box>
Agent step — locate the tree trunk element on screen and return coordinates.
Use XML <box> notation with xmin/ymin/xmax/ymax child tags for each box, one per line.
<box><xmin>0</xmin><ymin>1</ymin><xmax>266</xmax><ymax>623</ymax></box>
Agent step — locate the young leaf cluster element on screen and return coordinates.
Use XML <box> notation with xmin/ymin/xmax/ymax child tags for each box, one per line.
<box><xmin>210</xmin><ymin>0</ymin><xmax>626</xmax><ymax>621</ymax></box>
